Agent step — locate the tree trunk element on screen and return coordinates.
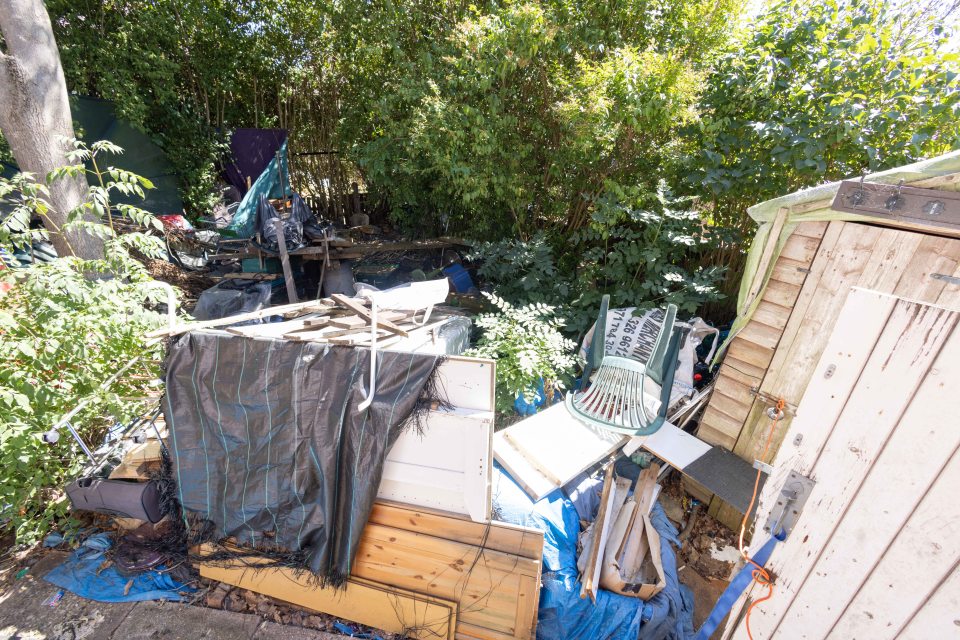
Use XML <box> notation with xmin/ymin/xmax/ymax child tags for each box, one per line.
<box><xmin>0</xmin><ymin>0</ymin><xmax>103</xmax><ymax>259</ymax></box>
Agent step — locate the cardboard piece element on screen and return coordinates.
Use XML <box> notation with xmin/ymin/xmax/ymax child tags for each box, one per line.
<box><xmin>598</xmin><ymin>512</ymin><xmax>666</xmax><ymax>600</ymax></box>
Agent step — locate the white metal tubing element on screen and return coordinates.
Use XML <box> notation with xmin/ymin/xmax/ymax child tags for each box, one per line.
<box><xmin>358</xmin><ymin>300</ymin><xmax>377</xmax><ymax>411</ymax></box>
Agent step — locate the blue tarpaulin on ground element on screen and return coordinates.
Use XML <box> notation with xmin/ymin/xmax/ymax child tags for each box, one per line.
<box><xmin>493</xmin><ymin>464</ymin><xmax>695</xmax><ymax>640</ymax></box>
<box><xmin>44</xmin><ymin>533</ymin><xmax>195</xmax><ymax>603</ymax></box>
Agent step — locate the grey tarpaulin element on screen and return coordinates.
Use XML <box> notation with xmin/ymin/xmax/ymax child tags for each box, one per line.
<box><xmin>163</xmin><ymin>331</ymin><xmax>444</xmax><ymax>584</ymax></box>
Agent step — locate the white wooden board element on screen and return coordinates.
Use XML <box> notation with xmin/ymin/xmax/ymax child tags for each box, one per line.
<box><xmin>379</xmin><ymin>407</ymin><xmax>493</xmax><ymax>522</ymax></box>
<box><xmin>723</xmin><ymin>289</ymin><xmax>960</xmax><ymax>640</ymax></box>
<box><xmin>434</xmin><ymin>356</ymin><xmax>495</xmax><ymax>412</ymax></box>
<box><xmin>493</xmin><ymin>403</ymin><xmax>627</xmax><ymax>501</ymax></box>
<box><xmin>623</xmin><ymin>422</ymin><xmax>711</xmax><ymax>469</ymax></box>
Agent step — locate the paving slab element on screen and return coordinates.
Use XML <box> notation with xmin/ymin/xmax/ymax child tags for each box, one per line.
<box><xmin>0</xmin><ymin>551</ymin><xmax>136</xmax><ymax>640</ymax></box>
<box><xmin>252</xmin><ymin>621</ymin><xmax>346</xmax><ymax>640</ymax></box>
<box><xmin>113</xmin><ymin>602</ymin><xmax>262</xmax><ymax>640</ymax></box>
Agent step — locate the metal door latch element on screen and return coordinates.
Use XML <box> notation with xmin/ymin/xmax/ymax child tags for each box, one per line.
<box><xmin>763</xmin><ymin>470</ymin><xmax>815</xmax><ymax>538</ymax></box>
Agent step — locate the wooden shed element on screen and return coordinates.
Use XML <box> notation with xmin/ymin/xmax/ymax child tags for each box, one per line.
<box><xmin>695</xmin><ymin>151</ymin><xmax>960</xmax><ymax>529</ymax></box>
<box><xmin>683</xmin><ymin>151</ymin><xmax>960</xmax><ymax>637</ymax></box>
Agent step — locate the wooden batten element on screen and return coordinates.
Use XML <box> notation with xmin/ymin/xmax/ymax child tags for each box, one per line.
<box><xmin>698</xmin><ymin>173</ymin><xmax>960</xmax><ymax>530</ymax></box>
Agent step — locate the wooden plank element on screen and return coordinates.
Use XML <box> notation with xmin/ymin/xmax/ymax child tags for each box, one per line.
<box><xmin>331</xmin><ymin>294</ymin><xmax>410</xmax><ymax>337</ymax></box>
<box><xmin>732</xmin><ymin>296</ymin><xmax>957</xmax><ymax>638</ymax></box>
<box><xmin>199</xmin><ymin>553</ymin><xmax>456</xmax><ymax>640</ymax></box>
<box><xmin>718</xmin><ymin>355</ymin><xmax>767</xmax><ymax>382</ymax></box>
<box><xmin>148</xmin><ymin>300</ymin><xmax>334</xmax><ymax>338</ymax></box>
<box><xmin>705</xmin><ymin>388</ymin><xmax>753</xmax><ymax>423</ymax></box>
<box><xmin>826</xmin><ymin>448</ymin><xmax>960</xmax><ymax>639</ymax></box>
<box><xmin>750</xmin><ymin>300</ymin><xmax>793</xmax><ymax>332</ymax></box>
<box><xmin>892</xmin><ymin>233</ymin><xmax>960</xmax><ymax>303</ymax></box>
<box><xmin>770</xmin><ymin>323</ymin><xmax>960</xmax><ymax>637</ymax></box>
<box><xmin>353</xmin><ymin>523</ymin><xmax>541</xmax><ymax>638</ymax></box>
<box><xmin>742</xmin><ymin>208</ymin><xmax>789</xmax><ymax>310</ymax></box>
<box><xmin>777</xmin><ymin>232</ymin><xmax>822</xmax><ymax>264</ymax></box>
<box><xmin>769</xmin><ymin>258</ymin><xmax>810</xmax><ymax>286</ymax></box>
<box><xmin>623</xmin><ymin>421</ymin><xmax>711</xmax><ymax>469</ymax></box>
<box><xmin>757</xmin><ymin>278</ymin><xmax>802</xmax><ymax>308</ymax></box>
<box><xmin>273</xmin><ymin>218</ymin><xmax>299</xmax><ymax>303</ymax></box>
<box><xmin>579</xmin><ymin>464</ymin><xmax>617</xmax><ymax>601</ymax></box>
<box><xmin>734</xmin><ymin>320</ymin><xmax>782</xmax><ymax>351</ymax></box>
<box><xmin>367</xmin><ymin>502</ymin><xmax>544</xmax><ymax>561</ymax></box>
<box><xmin>617</xmin><ymin>465</ymin><xmax>659</xmax><ymax>579</ymax></box>
<box><xmin>379</xmin><ymin>407</ymin><xmax>492</xmax><ymax>522</ymax></box>
<box><xmin>225</xmin><ymin>316</ymin><xmax>326</xmax><ymax>338</ymax></box>
<box><xmin>897</xmin><ymin>558</ymin><xmax>960</xmax><ymax>640</ymax></box>
<box><xmin>694</xmin><ymin>416</ymin><xmax>739</xmax><ymax>451</ymax></box>
<box><xmin>721</xmin><ymin>288</ymin><xmax>898</xmax><ymax>637</ymax></box>
<box><xmin>789</xmin><ymin>220</ymin><xmax>828</xmax><ymax>240</ymax></box>
<box><xmin>493</xmin><ymin>403</ymin><xmax>627</xmax><ymax>501</ymax></box>
<box><xmin>724</xmin><ymin>339</ymin><xmax>774</xmax><ymax>373</ymax></box>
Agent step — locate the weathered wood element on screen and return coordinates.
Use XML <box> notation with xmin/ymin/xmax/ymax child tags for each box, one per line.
<box><xmin>493</xmin><ymin>403</ymin><xmax>627</xmax><ymax>501</ymax></box>
<box><xmin>726</xmin><ymin>293</ymin><xmax>958</xmax><ymax>638</ymax></box>
<box><xmin>579</xmin><ymin>463</ymin><xmax>617</xmax><ymax>601</ymax></box>
<box><xmin>273</xmin><ymin>218</ymin><xmax>299</xmax><ymax>303</ymax></box>
<box><xmin>331</xmin><ymin>294</ymin><xmax>410</xmax><ymax>337</ymax></box>
<box><xmin>199</xmin><ymin>552</ymin><xmax>457</xmax><ymax>640</ymax></box>
<box><xmin>367</xmin><ymin>502</ymin><xmax>544</xmax><ymax>560</ymax></box>
<box><xmin>148</xmin><ymin>300</ymin><xmax>334</xmax><ymax>338</ymax></box>
<box><xmin>353</xmin><ymin>523</ymin><xmax>541</xmax><ymax>639</ymax></box>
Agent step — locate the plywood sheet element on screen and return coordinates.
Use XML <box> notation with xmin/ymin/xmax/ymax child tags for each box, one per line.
<box><xmin>493</xmin><ymin>403</ymin><xmax>626</xmax><ymax>501</ymax></box>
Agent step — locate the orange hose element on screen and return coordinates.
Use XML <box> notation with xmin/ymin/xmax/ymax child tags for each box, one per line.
<box><xmin>739</xmin><ymin>397</ymin><xmax>785</xmax><ymax>640</ymax></box>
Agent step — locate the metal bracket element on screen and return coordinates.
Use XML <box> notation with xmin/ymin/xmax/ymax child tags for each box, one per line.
<box><xmin>763</xmin><ymin>470</ymin><xmax>815</xmax><ymax>538</ymax></box>
<box><xmin>753</xmin><ymin>459</ymin><xmax>774</xmax><ymax>475</ymax></box>
<box><xmin>932</xmin><ymin>273</ymin><xmax>960</xmax><ymax>286</ymax></box>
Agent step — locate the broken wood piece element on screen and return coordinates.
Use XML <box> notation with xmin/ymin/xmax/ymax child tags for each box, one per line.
<box><xmin>618</xmin><ymin>464</ymin><xmax>660</xmax><ymax>580</ymax></box>
<box><xmin>225</xmin><ymin>314</ymin><xmax>328</xmax><ymax>338</ymax></box>
<box><xmin>198</xmin><ymin>548</ymin><xmax>457</xmax><ymax>640</ymax></box>
<box><xmin>367</xmin><ymin>501</ymin><xmax>543</xmax><ymax>559</ymax></box>
<box><xmin>579</xmin><ymin>463</ymin><xmax>616</xmax><ymax>602</ymax></box>
<box><xmin>273</xmin><ymin>218</ymin><xmax>299</xmax><ymax>304</ymax></box>
<box><xmin>148</xmin><ymin>300</ymin><xmax>334</xmax><ymax>338</ymax></box>
<box><xmin>330</xmin><ymin>294</ymin><xmax>410</xmax><ymax>337</ymax></box>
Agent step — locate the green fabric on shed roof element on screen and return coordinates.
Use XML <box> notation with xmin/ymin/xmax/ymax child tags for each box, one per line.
<box><xmin>717</xmin><ymin>150</ymin><xmax>960</xmax><ymax>363</ymax></box>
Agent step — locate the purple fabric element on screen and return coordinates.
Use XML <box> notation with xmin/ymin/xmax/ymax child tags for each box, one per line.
<box><xmin>223</xmin><ymin>128</ymin><xmax>288</xmax><ymax>195</ymax></box>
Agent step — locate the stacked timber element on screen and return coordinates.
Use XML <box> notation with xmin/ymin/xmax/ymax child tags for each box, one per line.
<box><xmin>198</xmin><ymin>501</ymin><xmax>544</xmax><ymax>640</ymax></box>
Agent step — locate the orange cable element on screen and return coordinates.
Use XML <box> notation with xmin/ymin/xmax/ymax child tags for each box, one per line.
<box><xmin>739</xmin><ymin>397</ymin><xmax>785</xmax><ymax>640</ymax></box>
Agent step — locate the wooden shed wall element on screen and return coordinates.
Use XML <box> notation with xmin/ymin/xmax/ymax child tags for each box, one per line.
<box><xmin>725</xmin><ymin>289</ymin><xmax>960</xmax><ymax>639</ymax></box>
<box><xmin>697</xmin><ymin>179</ymin><xmax>960</xmax><ymax>526</ymax></box>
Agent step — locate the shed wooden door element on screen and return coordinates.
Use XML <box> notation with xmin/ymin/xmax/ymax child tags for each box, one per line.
<box><xmin>724</xmin><ymin>288</ymin><xmax>960</xmax><ymax>639</ymax></box>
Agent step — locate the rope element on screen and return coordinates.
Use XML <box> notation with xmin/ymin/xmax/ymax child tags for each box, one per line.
<box><xmin>740</xmin><ymin>396</ymin><xmax>785</xmax><ymax>640</ymax></box>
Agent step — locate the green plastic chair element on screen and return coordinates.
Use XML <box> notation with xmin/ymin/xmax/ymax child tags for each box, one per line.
<box><xmin>566</xmin><ymin>296</ymin><xmax>688</xmax><ymax>436</ymax></box>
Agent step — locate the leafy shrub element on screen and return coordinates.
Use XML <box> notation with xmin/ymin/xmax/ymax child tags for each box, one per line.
<box><xmin>0</xmin><ymin>141</ymin><xmax>170</xmax><ymax>542</ymax></box>
<box><xmin>466</xmin><ymin>294</ymin><xmax>579</xmax><ymax>415</ymax></box>
<box><xmin>470</xmin><ymin>191</ymin><xmax>727</xmax><ymax>335</ymax></box>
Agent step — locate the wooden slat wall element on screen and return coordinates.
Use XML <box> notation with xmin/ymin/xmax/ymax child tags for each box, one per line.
<box><xmin>698</xmin><ymin>174</ymin><xmax>960</xmax><ymax>528</ymax></box>
<box><xmin>697</xmin><ymin>221</ymin><xmax>828</xmax><ymax>451</ymax></box>
<box><xmin>724</xmin><ymin>290</ymin><xmax>960</xmax><ymax>639</ymax></box>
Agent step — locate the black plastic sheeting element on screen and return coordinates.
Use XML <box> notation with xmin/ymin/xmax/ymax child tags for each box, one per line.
<box><xmin>163</xmin><ymin>332</ymin><xmax>444</xmax><ymax>584</ymax></box>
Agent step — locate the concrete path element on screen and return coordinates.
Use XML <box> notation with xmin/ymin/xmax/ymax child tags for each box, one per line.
<box><xmin>0</xmin><ymin>552</ymin><xmax>343</xmax><ymax>640</ymax></box>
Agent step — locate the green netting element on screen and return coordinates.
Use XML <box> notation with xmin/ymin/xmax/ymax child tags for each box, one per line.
<box><xmin>719</xmin><ymin>150</ymin><xmax>960</xmax><ymax>361</ymax></box>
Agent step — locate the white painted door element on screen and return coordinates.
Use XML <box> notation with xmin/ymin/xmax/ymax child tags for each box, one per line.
<box><xmin>724</xmin><ymin>287</ymin><xmax>960</xmax><ymax>640</ymax></box>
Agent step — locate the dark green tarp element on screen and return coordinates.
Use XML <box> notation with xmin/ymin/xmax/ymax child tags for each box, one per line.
<box><xmin>2</xmin><ymin>96</ymin><xmax>183</xmax><ymax>215</ymax></box>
